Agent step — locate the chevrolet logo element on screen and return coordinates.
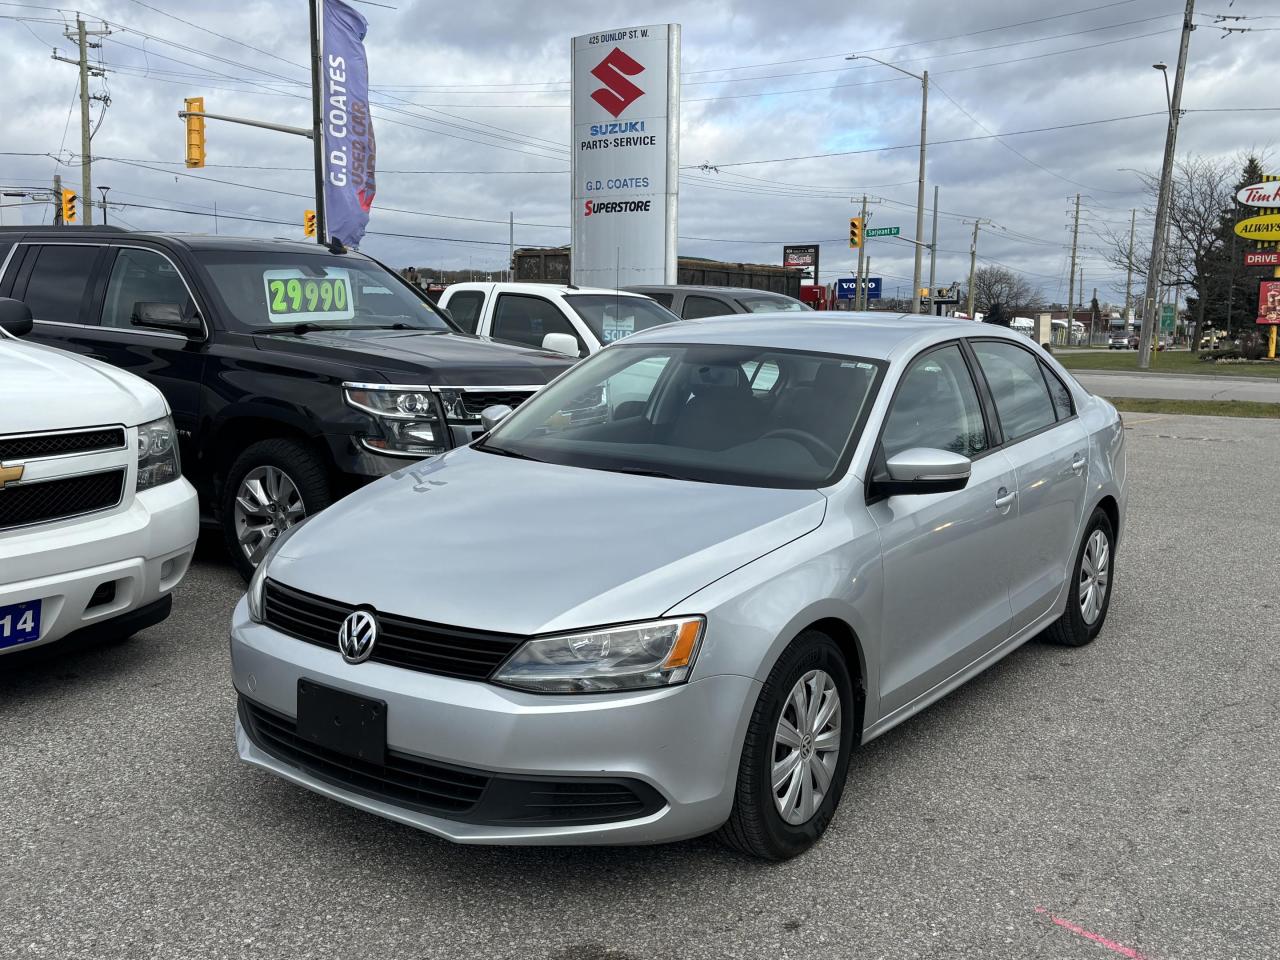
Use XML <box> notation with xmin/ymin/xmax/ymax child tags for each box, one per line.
<box><xmin>0</xmin><ymin>464</ymin><xmax>24</xmax><ymax>488</ymax></box>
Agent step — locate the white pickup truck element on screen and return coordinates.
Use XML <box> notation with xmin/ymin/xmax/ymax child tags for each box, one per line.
<box><xmin>437</xmin><ymin>282</ymin><xmax>679</xmax><ymax>358</ymax></box>
<box><xmin>0</xmin><ymin>298</ymin><xmax>198</xmax><ymax>655</ymax></box>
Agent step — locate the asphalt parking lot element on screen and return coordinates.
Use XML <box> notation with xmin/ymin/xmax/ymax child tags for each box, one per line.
<box><xmin>3</xmin><ymin>412</ymin><xmax>1278</xmax><ymax>960</ymax></box>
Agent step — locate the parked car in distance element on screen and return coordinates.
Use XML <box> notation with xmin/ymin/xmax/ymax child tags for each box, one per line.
<box><xmin>1128</xmin><ymin>335</ymin><xmax>1140</xmax><ymax>349</ymax></box>
<box><xmin>0</xmin><ymin>226</ymin><xmax>575</xmax><ymax>579</ymax></box>
<box><xmin>438</xmin><ymin>281</ymin><xmax>681</xmax><ymax>357</ymax></box>
<box><xmin>231</xmin><ymin>313</ymin><xmax>1125</xmax><ymax>860</ymax></box>
<box><xmin>0</xmin><ymin>298</ymin><xmax>197</xmax><ymax>655</ymax></box>
<box><xmin>1108</xmin><ymin>334</ymin><xmax>1130</xmax><ymax>349</ymax></box>
<box><xmin>623</xmin><ymin>284</ymin><xmax>811</xmax><ymax>319</ymax></box>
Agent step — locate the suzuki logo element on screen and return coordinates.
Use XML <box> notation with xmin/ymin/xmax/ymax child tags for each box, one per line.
<box><xmin>337</xmin><ymin>609</ymin><xmax>378</xmax><ymax>664</ymax></box>
<box><xmin>590</xmin><ymin>48</ymin><xmax>645</xmax><ymax>118</ymax></box>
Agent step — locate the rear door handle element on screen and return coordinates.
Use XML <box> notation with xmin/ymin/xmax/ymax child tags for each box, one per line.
<box><xmin>994</xmin><ymin>489</ymin><xmax>1017</xmax><ymax>509</ymax></box>
<box><xmin>1071</xmin><ymin>454</ymin><xmax>1087</xmax><ymax>473</ymax></box>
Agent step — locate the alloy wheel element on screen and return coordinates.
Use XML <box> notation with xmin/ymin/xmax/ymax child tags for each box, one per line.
<box><xmin>771</xmin><ymin>669</ymin><xmax>842</xmax><ymax>825</ymax></box>
<box><xmin>234</xmin><ymin>465</ymin><xmax>306</xmax><ymax>566</ymax></box>
<box><xmin>1079</xmin><ymin>528</ymin><xmax>1111</xmax><ymax>625</ymax></box>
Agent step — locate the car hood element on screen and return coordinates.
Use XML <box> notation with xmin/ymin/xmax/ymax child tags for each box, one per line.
<box><xmin>270</xmin><ymin>446</ymin><xmax>827</xmax><ymax>635</ymax></box>
<box><xmin>0</xmin><ymin>338</ymin><xmax>166</xmax><ymax>432</ymax></box>
<box><xmin>250</xmin><ymin>328</ymin><xmax>573</xmax><ymax>385</ymax></box>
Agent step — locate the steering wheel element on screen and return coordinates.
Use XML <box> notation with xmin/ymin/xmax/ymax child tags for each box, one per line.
<box><xmin>760</xmin><ymin>428</ymin><xmax>838</xmax><ymax>462</ymax></box>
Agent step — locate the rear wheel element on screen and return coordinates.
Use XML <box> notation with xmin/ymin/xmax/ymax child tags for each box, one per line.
<box><xmin>1043</xmin><ymin>507</ymin><xmax>1115</xmax><ymax>647</ymax></box>
<box><xmin>716</xmin><ymin>630</ymin><xmax>856</xmax><ymax>860</ymax></box>
<box><xmin>220</xmin><ymin>439</ymin><xmax>331</xmax><ymax>581</ymax></box>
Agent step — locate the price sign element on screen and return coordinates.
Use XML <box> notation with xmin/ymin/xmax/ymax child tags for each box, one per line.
<box><xmin>262</xmin><ymin>268</ymin><xmax>355</xmax><ymax>323</ymax></box>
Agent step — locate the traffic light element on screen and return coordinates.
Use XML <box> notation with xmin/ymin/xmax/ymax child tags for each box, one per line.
<box><xmin>849</xmin><ymin>216</ymin><xmax>863</xmax><ymax>249</ymax></box>
<box><xmin>60</xmin><ymin>189</ymin><xmax>77</xmax><ymax>224</ymax></box>
<box><xmin>303</xmin><ymin>209</ymin><xmax>317</xmax><ymax>238</ymax></box>
<box><xmin>184</xmin><ymin>97</ymin><xmax>206</xmax><ymax>168</ymax></box>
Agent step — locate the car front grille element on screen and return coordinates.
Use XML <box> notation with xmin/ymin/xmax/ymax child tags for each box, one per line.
<box><xmin>0</xmin><ymin>469</ymin><xmax>126</xmax><ymax>531</ymax></box>
<box><xmin>239</xmin><ymin>697</ymin><xmax>489</xmax><ymax>813</ymax></box>
<box><xmin>457</xmin><ymin>390</ymin><xmax>536</xmax><ymax>419</ymax></box>
<box><xmin>263</xmin><ymin>579</ymin><xmax>525</xmax><ymax>681</ymax></box>
<box><xmin>238</xmin><ymin>696</ymin><xmax>665</xmax><ymax>825</ymax></box>
<box><xmin>0</xmin><ymin>426</ymin><xmax>126</xmax><ymax>461</ymax></box>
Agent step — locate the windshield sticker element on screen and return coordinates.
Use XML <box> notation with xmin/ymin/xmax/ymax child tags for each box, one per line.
<box><xmin>262</xmin><ymin>268</ymin><xmax>355</xmax><ymax>323</ymax></box>
<box><xmin>602</xmin><ymin>314</ymin><xmax>635</xmax><ymax>343</ymax></box>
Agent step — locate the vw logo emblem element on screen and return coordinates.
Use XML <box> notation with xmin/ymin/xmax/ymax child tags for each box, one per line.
<box><xmin>337</xmin><ymin>610</ymin><xmax>378</xmax><ymax>664</ymax></box>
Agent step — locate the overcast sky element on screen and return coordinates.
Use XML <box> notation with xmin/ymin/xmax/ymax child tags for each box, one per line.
<box><xmin>1</xmin><ymin>0</ymin><xmax>1275</xmax><ymax>305</ymax></box>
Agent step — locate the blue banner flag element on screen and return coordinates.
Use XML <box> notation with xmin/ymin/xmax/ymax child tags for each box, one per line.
<box><xmin>321</xmin><ymin>0</ymin><xmax>376</xmax><ymax>246</ymax></box>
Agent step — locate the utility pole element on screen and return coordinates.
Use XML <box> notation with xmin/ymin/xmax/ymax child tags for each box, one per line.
<box><xmin>927</xmin><ymin>184</ymin><xmax>939</xmax><ymax>315</ymax></box>
<box><xmin>912</xmin><ymin>70</ymin><xmax>929</xmax><ymax>315</ymax></box>
<box><xmin>966</xmin><ymin>220</ymin><xmax>981</xmax><ymax>319</ymax></box>
<box><xmin>508</xmin><ymin>211</ymin><xmax>515</xmax><ymax>282</ymax></box>
<box><xmin>1139</xmin><ymin>0</ymin><xmax>1195</xmax><ymax>368</ymax></box>
<box><xmin>1124</xmin><ymin>208</ymin><xmax>1136</xmax><ymax>325</ymax></box>
<box><xmin>1078</xmin><ymin>267</ymin><xmax>1085</xmax><ymax>322</ymax></box>
<box><xmin>863</xmin><ymin>257</ymin><xmax>871</xmax><ymax>311</ymax></box>
<box><xmin>1067</xmin><ymin>193</ymin><xmax>1081</xmax><ymax>334</ymax></box>
<box><xmin>855</xmin><ymin>195</ymin><xmax>867</xmax><ymax>311</ymax></box>
<box><xmin>52</xmin><ymin>17</ymin><xmax>110</xmax><ymax>227</ymax></box>
<box><xmin>52</xmin><ymin>174</ymin><xmax>62</xmax><ymax>225</ymax></box>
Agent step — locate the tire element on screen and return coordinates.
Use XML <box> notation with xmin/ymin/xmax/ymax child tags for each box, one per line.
<box><xmin>1043</xmin><ymin>507</ymin><xmax>1115</xmax><ymax>647</ymax></box>
<box><xmin>716</xmin><ymin>630</ymin><xmax>857</xmax><ymax>860</ymax></box>
<box><xmin>220</xmin><ymin>438</ymin><xmax>332</xmax><ymax>581</ymax></box>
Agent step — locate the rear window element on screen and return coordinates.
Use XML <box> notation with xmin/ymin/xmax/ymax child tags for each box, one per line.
<box><xmin>564</xmin><ymin>294</ymin><xmax>679</xmax><ymax>345</ymax></box>
<box><xmin>21</xmin><ymin>245</ymin><xmax>100</xmax><ymax>324</ymax></box>
<box><xmin>445</xmin><ymin>290</ymin><xmax>484</xmax><ymax>334</ymax></box>
<box><xmin>734</xmin><ymin>293</ymin><xmax>810</xmax><ymax>313</ymax></box>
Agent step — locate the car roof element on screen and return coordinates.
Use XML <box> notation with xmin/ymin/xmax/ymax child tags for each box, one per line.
<box><xmin>623</xmin><ymin>284</ymin><xmax>800</xmax><ymax>297</ymax></box>
<box><xmin>620</xmin><ymin>311</ymin><xmax>1026</xmax><ymax>361</ymax></box>
<box><xmin>445</xmin><ymin>281</ymin><xmax>650</xmax><ymax>298</ymax></box>
<box><xmin>0</xmin><ymin>226</ymin><xmax>368</xmax><ymax>258</ymax></box>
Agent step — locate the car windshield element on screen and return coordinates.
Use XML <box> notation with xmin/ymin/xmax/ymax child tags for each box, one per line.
<box><xmin>564</xmin><ymin>294</ymin><xmax>680</xmax><ymax>344</ymax></box>
<box><xmin>734</xmin><ymin>294</ymin><xmax>810</xmax><ymax>313</ymax></box>
<box><xmin>195</xmin><ymin>250</ymin><xmax>452</xmax><ymax>333</ymax></box>
<box><xmin>477</xmin><ymin>342</ymin><xmax>884</xmax><ymax>488</ymax></box>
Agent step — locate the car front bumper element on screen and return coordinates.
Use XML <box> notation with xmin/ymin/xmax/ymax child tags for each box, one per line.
<box><xmin>0</xmin><ymin>478</ymin><xmax>198</xmax><ymax>654</ymax></box>
<box><xmin>229</xmin><ymin>597</ymin><xmax>760</xmax><ymax>845</ymax></box>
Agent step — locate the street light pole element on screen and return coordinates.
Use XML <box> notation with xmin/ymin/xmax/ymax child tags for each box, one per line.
<box><xmin>1138</xmin><ymin>0</ymin><xmax>1195</xmax><ymax>368</ymax></box>
<box><xmin>97</xmin><ymin>185</ymin><xmax>110</xmax><ymax>225</ymax></box>
<box><xmin>847</xmin><ymin>53</ymin><xmax>928</xmax><ymax>315</ymax></box>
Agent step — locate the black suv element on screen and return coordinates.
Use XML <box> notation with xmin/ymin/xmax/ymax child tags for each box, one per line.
<box><xmin>0</xmin><ymin>227</ymin><xmax>574</xmax><ymax>578</ymax></box>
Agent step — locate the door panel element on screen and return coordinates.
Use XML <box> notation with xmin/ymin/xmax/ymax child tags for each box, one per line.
<box><xmin>870</xmin><ymin>450</ymin><xmax>1017</xmax><ymax>714</ymax></box>
<box><xmin>1002</xmin><ymin>423</ymin><xmax>1089</xmax><ymax>632</ymax></box>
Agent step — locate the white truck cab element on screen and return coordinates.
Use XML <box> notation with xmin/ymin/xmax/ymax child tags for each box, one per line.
<box><xmin>437</xmin><ymin>282</ymin><xmax>679</xmax><ymax>358</ymax></box>
<box><xmin>0</xmin><ymin>298</ymin><xmax>198</xmax><ymax>656</ymax></box>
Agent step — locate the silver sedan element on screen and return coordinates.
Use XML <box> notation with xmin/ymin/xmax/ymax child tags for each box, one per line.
<box><xmin>229</xmin><ymin>313</ymin><xmax>1125</xmax><ymax>860</ymax></box>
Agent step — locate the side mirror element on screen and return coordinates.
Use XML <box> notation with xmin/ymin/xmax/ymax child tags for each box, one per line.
<box><xmin>878</xmin><ymin>448</ymin><xmax>971</xmax><ymax>496</ymax></box>
<box><xmin>132</xmin><ymin>302</ymin><xmax>202</xmax><ymax>336</ymax></box>
<box><xmin>480</xmin><ymin>404</ymin><xmax>513</xmax><ymax>433</ymax></box>
<box><xmin>542</xmin><ymin>332</ymin><xmax>580</xmax><ymax>358</ymax></box>
<box><xmin>0</xmin><ymin>298</ymin><xmax>34</xmax><ymax>337</ymax></box>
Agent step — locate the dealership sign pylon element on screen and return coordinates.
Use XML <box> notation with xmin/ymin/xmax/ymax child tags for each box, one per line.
<box><xmin>571</xmin><ymin>24</ymin><xmax>680</xmax><ymax>286</ymax></box>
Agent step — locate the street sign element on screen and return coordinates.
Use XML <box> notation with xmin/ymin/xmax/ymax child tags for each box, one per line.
<box><xmin>783</xmin><ymin>244</ymin><xmax>820</xmax><ymax>282</ymax></box>
<box><xmin>1259</xmin><ymin>281</ymin><xmax>1280</xmax><ymax>325</ymax></box>
<box><xmin>865</xmin><ymin>226</ymin><xmax>899</xmax><ymax>238</ymax></box>
<box><xmin>835</xmin><ymin>277</ymin><xmax>881</xmax><ymax>300</ymax></box>
<box><xmin>1245</xmin><ymin>250</ymin><xmax>1280</xmax><ymax>268</ymax></box>
<box><xmin>1233</xmin><ymin>213</ymin><xmax>1280</xmax><ymax>242</ymax></box>
<box><xmin>1160</xmin><ymin>303</ymin><xmax>1176</xmax><ymax>332</ymax></box>
<box><xmin>1236</xmin><ymin>181</ymin><xmax>1280</xmax><ymax>208</ymax></box>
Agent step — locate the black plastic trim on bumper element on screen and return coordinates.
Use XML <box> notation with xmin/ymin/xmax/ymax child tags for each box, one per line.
<box><xmin>64</xmin><ymin>594</ymin><xmax>173</xmax><ymax>646</ymax></box>
<box><xmin>238</xmin><ymin>695</ymin><xmax>666</xmax><ymax>827</ymax></box>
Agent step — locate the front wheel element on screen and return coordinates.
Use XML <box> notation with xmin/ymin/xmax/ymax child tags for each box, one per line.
<box><xmin>220</xmin><ymin>439</ymin><xmax>332</xmax><ymax>581</ymax></box>
<box><xmin>716</xmin><ymin>630</ymin><xmax>856</xmax><ymax>860</ymax></box>
<box><xmin>1043</xmin><ymin>507</ymin><xmax>1115</xmax><ymax>647</ymax></box>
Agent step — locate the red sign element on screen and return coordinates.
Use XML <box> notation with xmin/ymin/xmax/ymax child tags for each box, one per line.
<box><xmin>1259</xmin><ymin>281</ymin><xmax>1280</xmax><ymax>325</ymax></box>
<box><xmin>590</xmin><ymin>48</ymin><xmax>645</xmax><ymax>118</ymax></box>
<box><xmin>1245</xmin><ymin>250</ymin><xmax>1280</xmax><ymax>268</ymax></box>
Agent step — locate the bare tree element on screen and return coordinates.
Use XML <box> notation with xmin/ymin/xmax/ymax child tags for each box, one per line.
<box><xmin>964</xmin><ymin>265</ymin><xmax>1043</xmax><ymax>318</ymax></box>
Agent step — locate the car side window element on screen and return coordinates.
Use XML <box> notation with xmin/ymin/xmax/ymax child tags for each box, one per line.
<box><xmin>445</xmin><ymin>290</ymin><xmax>484</xmax><ymax>334</ymax></box>
<box><xmin>971</xmin><ymin>341</ymin><xmax>1058</xmax><ymax>441</ymax></box>
<box><xmin>882</xmin><ymin>344</ymin><xmax>988</xmax><ymax>460</ymax></box>
<box><xmin>646</xmin><ymin>292</ymin><xmax>674</xmax><ymax>309</ymax></box>
<box><xmin>682</xmin><ymin>295</ymin><xmax>734</xmax><ymax>319</ymax></box>
<box><xmin>20</xmin><ymin>244</ymin><xmax>101</xmax><ymax>324</ymax></box>
<box><xmin>1040</xmin><ymin>361</ymin><xmax>1075</xmax><ymax>420</ymax></box>
<box><xmin>101</xmin><ymin>248</ymin><xmax>192</xmax><ymax>329</ymax></box>
<box><xmin>492</xmin><ymin>294</ymin><xmax>585</xmax><ymax>356</ymax></box>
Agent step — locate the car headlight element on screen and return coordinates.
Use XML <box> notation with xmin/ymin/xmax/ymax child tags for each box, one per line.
<box><xmin>492</xmin><ymin>617</ymin><xmax>705</xmax><ymax>694</ymax></box>
<box><xmin>343</xmin><ymin>384</ymin><xmax>447</xmax><ymax>457</ymax></box>
<box><xmin>245</xmin><ymin>516</ymin><xmax>311</xmax><ymax>623</ymax></box>
<box><xmin>135</xmin><ymin>415</ymin><xmax>180</xmax><ymax>490</ymax></box>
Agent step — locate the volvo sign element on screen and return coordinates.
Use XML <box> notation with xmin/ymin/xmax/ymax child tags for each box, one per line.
<box><xmin>571</xmin><ymin>24</ymin><xmax>680</xmax><ymax>286</ymax></box>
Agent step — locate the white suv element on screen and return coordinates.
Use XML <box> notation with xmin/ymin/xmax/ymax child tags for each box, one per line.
<box><xmin>0</xmin><ymin>298</ymin><xmax>198</xmax><ymax>655</ymax></box>
<box><xmin>438</xmin><ymin>282</ymin><xmax>679</xmax><ymax>358</ymax></box>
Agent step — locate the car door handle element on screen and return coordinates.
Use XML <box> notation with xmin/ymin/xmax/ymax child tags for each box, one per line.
<box><xmin>994</xmin><ymin>489</ymin><xmax>1017</xmax><ymax>509</ymax></box>
<box><xmin>1071</xmin><ymin>455</ymin><xmax>1087</xmax><ymax>473</ymax></box>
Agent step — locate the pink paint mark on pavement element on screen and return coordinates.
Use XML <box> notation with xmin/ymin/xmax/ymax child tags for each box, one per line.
<box><xmin>1034</xmin><ymin>907</ymin><xmax>1149</xmax><ymax>960</ymax></box>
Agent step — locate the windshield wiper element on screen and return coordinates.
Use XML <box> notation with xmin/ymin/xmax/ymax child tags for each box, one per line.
<box><xmin>474</xmin><ymin>442</ymin><xmax>543</xmax><ymax>462</ymax></box>
<box><xmin>606</xmin><ymin>466</ymin><xmax>697</xmax><ymax>482</ymax></box>
<box><xmin>247</xmin><ymin>322</ymin><xmax>416</xmax><ymax>335</ymax></box>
